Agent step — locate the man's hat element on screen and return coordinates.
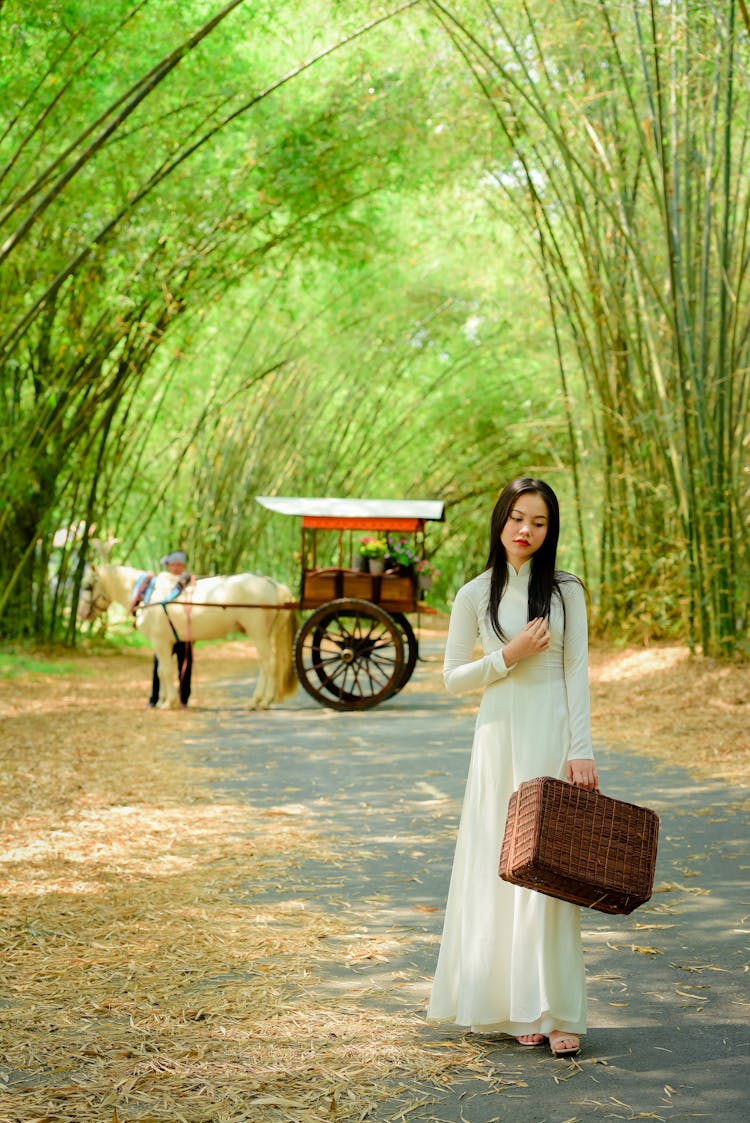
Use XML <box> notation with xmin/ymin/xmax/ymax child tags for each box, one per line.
<box><xmin>160</xmin><ymin>550</ymin><xmax>187</xmax><ymax>567</ymax></box>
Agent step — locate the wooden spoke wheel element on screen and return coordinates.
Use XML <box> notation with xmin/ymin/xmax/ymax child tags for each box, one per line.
<box><xmin>294</xmin><ymin>598</ymin><xmax>405</xmax><ymax>710</ymax></box>
<box><xmin>391</xmin><ymin>613</ymin><xmax>419</xmax><ymax>692</ymax></box>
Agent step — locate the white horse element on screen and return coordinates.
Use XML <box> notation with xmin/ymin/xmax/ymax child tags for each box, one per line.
<box><xmin>78</xmin><ymin>562</ymin><xmax>298</xmax><ymax>710</ymax></box>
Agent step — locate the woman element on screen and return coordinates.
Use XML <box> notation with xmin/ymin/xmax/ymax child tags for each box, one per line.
<box><xmin>427</xmin><ymin>478</ymin><xmax>598</xmax><ymax>1057</ymax></box>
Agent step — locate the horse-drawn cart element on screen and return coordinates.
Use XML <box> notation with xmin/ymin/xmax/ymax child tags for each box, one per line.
<box><xmin>256</xmin><ymin>496</ymin><xmax>445</xmax><ymax>711</ymax></box>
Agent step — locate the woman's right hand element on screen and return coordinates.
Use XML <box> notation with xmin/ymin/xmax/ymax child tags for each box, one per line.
<box><xmin>502</xmin><ymin>617</ymin><xmax>551</xmax><ymax>666</ymax></box>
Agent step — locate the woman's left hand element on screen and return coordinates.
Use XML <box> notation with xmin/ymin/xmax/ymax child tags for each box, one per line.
<box><xmin>567</xmin><ymin>758</ymin><xmax>599</xmax><ymax>791</ymax></box>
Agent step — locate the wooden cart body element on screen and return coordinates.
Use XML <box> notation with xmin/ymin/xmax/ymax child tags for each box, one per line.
<box><xmin>256</xmin><ymin>496</ymin><xmax>445</xmax><ymax>710</ymax></box>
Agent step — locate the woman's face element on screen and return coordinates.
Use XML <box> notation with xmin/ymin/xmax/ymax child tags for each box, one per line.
<box><xmin>500</xmin><ymin>491</ymin><xmax>549</xmax><ymax>571</ymax></box>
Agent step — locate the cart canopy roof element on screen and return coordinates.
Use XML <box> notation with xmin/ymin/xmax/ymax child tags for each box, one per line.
<box><xmin>256</xmin><ymin>496</ymin><xmax>445</xmax><ymax>531</ymax></box>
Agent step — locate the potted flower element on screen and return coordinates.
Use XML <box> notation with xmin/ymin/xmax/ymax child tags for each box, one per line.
<box><xmin>415</xmin><ymin>558</ymin><xmax>440</xmax><ymax>592</ymax></box>
<box><xmin>386</xmin><ymin>537</ymin><xmax>419</xmax><ymax>574</ymax></box>
<box><xmin>358</xmin><ymin>536</ymin><xmax>388</xmax><ymax>574</ymax></box>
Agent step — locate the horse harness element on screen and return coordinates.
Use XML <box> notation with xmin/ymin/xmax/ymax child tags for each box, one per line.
<box><xmin>80</xmin><ymin>570</ymin><xmax>113</xmax><ymax>619</ymax></box>
<box><xmin>131</xmin><ymin>571</ymin><xmax>194</xmax><ymax>644</ymax></box>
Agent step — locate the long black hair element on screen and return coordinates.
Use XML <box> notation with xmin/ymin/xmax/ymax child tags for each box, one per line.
<box><xmin>486</xmin><ymin>477</ymin><xmax>572</xmax><ymax>642</ymax></box>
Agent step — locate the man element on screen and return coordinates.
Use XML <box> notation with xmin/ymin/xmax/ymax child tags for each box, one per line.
<box><xmin>148</xmin><ymin>550</ymin><xmax>194</xmax><ymax>708</ymax></box>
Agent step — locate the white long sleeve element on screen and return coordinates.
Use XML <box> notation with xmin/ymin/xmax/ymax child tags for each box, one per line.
<box><xmin>559</xmin><ymin>579</ymin><xmax>595</xmax><ymax>761</ymax></box>
<box><xmin>443</xmin><ymin>579</ymin><xmax>513</xmax><ymax>695</ymax></box>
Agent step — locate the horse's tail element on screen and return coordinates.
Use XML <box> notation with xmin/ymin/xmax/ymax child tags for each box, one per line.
<box><xmin>271</xmin><ymin>586</ymin><xmax>298</xmax><ymax>702</ymax></box>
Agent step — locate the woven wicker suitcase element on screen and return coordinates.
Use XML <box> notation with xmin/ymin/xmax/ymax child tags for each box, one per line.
<box><xmin>498</xmin><ymin>776</ymin><xmax>659</xmax><ymax>915</ymax></box>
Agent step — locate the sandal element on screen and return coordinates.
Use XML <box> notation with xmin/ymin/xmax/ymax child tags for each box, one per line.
<box><xmin>548</xmin><ymin>1030</ymin><xmax>580</xmax><ymax>1057</ymax></box>
<box><xmin>515</xmin><ymin>1033</ymin><xmax>546</xmax><ymax>1047</ymax></box>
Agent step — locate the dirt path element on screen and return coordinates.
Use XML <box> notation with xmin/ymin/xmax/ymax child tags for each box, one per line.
<box><xmin>192</xmin><ymin>642</ymin><xmax>750</xmax><ymax>1122</ymax></box>
<box><xmin>0</xmin><ymin>633</ymin><xmax>748</xmax><ymax>1121</ymax></box>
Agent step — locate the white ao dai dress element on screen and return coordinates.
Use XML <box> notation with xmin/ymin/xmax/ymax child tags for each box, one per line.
<box><xmin>427</xmin><ymin>562</ymin><xmax>595</xmax><ymax>1036</ymax></box>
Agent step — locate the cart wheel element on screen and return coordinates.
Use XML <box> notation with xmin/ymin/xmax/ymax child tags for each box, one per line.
<box><xmin>391</xmin><ymin>613</ymin><xmax>419</xmax><ymax>691</ymax></box>
<box><xmin>295</xmin><ymin>598</ymin><xmax>405</xmax><ymax>710</ymax></box>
